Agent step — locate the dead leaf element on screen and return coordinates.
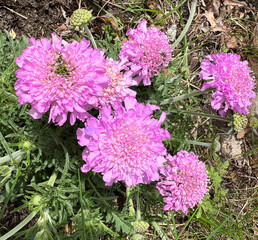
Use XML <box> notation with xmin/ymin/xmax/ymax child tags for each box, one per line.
<box><xmin>205</xmin><ymin>11</ymin><xmax>217</xmax><ymax>28</ymax></box>
<box><xmin>226</xmin><ymin>35</ymin><xmax>238</xmax><ymax>48</ymax></box>
<box><xmin>204</xmin><ymin>10</ymin><xmax>226</xmax><ymax>32</ymax></box>
<box><xmin>9</xmin><ymin>29</ymin><xmax>16</xmax><ymax>39</ymax></box>
<box><xmin>146</xmin><ymin>0</ymin><xmax>158</xmax><ymax>10</ymax></box>
<box><xmin>57</xmin><ymin>24</ymin><xmax>67</xmax><ymax>32</ymax></box>
<box><xmin>236</xmin><ymin>129</ymin><xmax>249</xmax><ymax>139</ymax></box>
<box><xmin>223</xmin><ymin>0</ymin><xmax>247</xmax><ymax>7</ymax></box>
<box><xmin>236</xmin><ymin>130</ymin><xmax>245</xmax><ymax>139</ymax></box>
<box><xmin>108</xmin><ymin>17</ymin><xmax>120</xmax><ymax>31</ymax></box>
<box><xmin>212</xmin><ymin>0</ymin><xmax>221</xmax><ymax>15</ymax></box>
<box><xmin>164</xmin><ymin>69</ymin><xmax>170</xmax><ymax>78</ymax></box>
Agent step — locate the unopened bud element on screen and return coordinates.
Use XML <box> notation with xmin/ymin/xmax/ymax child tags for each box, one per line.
<box><xmin>131</xmin><ymin>221</ymin><xmax>149</xmax><ymax>233</ymax></box>
<box><xmin>71</xmin><ymin>9</ymin><xmax>92</xmax><ymax>26</ymax></box>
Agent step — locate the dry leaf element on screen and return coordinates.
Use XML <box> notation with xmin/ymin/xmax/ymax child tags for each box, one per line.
<box><xmin>226</xmin><ymin>35</ymin><xmax>238</xmax><ymax>48</ymax></box>
<box><xmin>205</xmin><ymin>11</ymin><xmax>217</xmax><ymax>28</ymax></box>
<box><xmin>212</xmin><ymin>0</ymin><xmax>221</xmax><ymax>15</ymax></box>
<box><xmin>57</xmin><ymin>24</ymin><xmax>67</xmax><ymax>32</ymax></box>
<box><xmin>204</xmin><ymin>10</ymin><xmax>226</xmax><ymax>32</ymax></box>
<box><xmin>236</xmin><ymin>129</ymin><xmax>248</xmax><ymax>139</ymax></box>
<box><xmin>146</xmin><ymin>0</ymin><xmax>158</xmax><ymax>10</ymax></box>
<box><xmin>9</xmin><ymin>29</ymin><xmax>16</xmax><ymax>39</ymax></box>
<box><xmin>108</xmin><ymin>17</ymin><xmax>120</xmax><ymax>31</ymax></box>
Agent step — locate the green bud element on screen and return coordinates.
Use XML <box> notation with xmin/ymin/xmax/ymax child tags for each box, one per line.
<box><xmin>22</xmin><ymin>140</ymin><xmax>32</xmax><ymax>150</ymax></box>
<box><xmin>233</xmin><ymin>113</ymin><xmax>248</xmax><ymax>133</ymax></box>
<box><xmin>32</xmin><ymin>195</ymin><xmax>42</xmax><ymax>206</ymax></box>
<box><xmin>71</xmin><ymin>9</ymin><xmax>92</xmax><ymax>26</ymax></box>
<box><xmin>131</xmin><ymin>221</ymin><xmax>149</xmax><ymax>233</ymax></box>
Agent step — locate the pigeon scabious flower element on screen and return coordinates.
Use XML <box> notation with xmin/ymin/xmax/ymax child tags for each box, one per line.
<box><xmin>119</xmin><ymin>20</ymin><xmax>172</xmax><ymax>86</ymax></box>
<box><xmin>77</xmin><ymin>97</ymin><xmax>170</xmax><ymax>187</ymax></box>
<box><xmin>200</xmin><ymin>53</ymin><xmax>256</xmax><ymax>116</ymax></box>
<box><xmin>98</xmin><ymin>57</ymin><xmax>137</xmax><ymax>106</ymax></box>
<box><xmin>156</xmin><ymin>150</ymin><xmax>208</xmax><ymax>214</ymax></box>
<box><xmin>15</xmin><ymin>33</ymin><xmax>109</xmax><ymax>126</ymax></box>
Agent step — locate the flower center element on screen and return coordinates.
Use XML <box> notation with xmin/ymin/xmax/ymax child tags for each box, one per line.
<box><xmin>54</xmin><ymin>54</ymin><xmax>70</xmax><ymax>77</ymax></box>
<box><xmin>55</xmin><ymin>64</ymin><xmax>70</xmax><ymax>77</ymax></box>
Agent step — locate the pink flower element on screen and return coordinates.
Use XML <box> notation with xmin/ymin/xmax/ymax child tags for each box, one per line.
<box><xmin>77</xmin><ymin>97</ymin><xmax>170</xmax><ymax>187</ymax></box>
<box><xmin>119</xmin><ymin>20</ymin><xmax>172</xmax><ymax>86</ymax></box>
<box><xmin>15</xmin><ymin>33</ymin><xmax>109</xmax><ymax>126</ymax></box>
<box><xmin>98</xmin><ymin>57</ymin><xmax>137</xmax><ymax>106</ymax></box>
<box><xmin>200</xmin><ymin>53</ymin><xmax>256</xmax><ymax>116</ymax></box>
<box><xmin>156</xmin><ymin>150</ymin><xmax>208</xmax><ymax>214</ymax></box>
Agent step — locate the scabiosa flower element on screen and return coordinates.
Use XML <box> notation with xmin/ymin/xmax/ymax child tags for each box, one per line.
<box><xmin>98</xmin><ymin>57</ymin><xmax>137</xmax><ymax>106</ymax></box>
<box><xmin>15</xmin><ymin>33</ymin><xmax>109</xmax><ymax>126</ymax></box>
<box><xmin>200</xmin><ymin>53</ymin><xmax>256</xmax><ymax>116</ymax></box>
<box><xmin>77</xmin><ymin>97</ymin><xmax>170</xmax><ymax>187</ymax></box>
<box><xmin>119</xmin><ymin>20</ymin><xmax>172</xmax><ymax>86</ymax></box>
<box><xmin>156</xmin><ymin>150</ymin><xmax>208</xmax><ymax>214</ymax></box>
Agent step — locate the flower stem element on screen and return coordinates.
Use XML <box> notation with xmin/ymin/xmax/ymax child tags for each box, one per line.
<box><xmin>167</xmin><ymin>109</ymin><xmax>232</xmax><ymax>122</ymax></box>
<box><xmin>172</xmin><ymin>0</ymin><xmax>197</xmax><ymax>50</ymax></box>
<box><xmin>151</xmin><ymin>221</ymin><xmax>167</xmax><ymax>240</ymax></box>
<box><xmin>160</xmin><ymin>87</ymin><xmax>213</xmax><ymax>105</ymax></box>
<box><xmin>0</xmin><ymin>211</ymin><xmax>39</xmax><ymax>240</ymax></box>
<box><xmin>126</xmin><ymin>187</ymin><xmax>135</xmax><ymax>216</ymax></box>
<box><xmin>0</xmin><ymin>150</ymin><xmax>25</xmax><ymax>164</ymax></box>
<box><xmin>83</xmin><ymin>24</ymin><xmax>97</xmax><ymax>49</ymax></box>
<box><xmin>136</xmin><ymin>186</ymin><xmax>141</xmax><ymax>221</ymax></box>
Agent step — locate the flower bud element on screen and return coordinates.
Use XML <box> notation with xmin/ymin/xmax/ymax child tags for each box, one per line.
<box><xmin>233</xmin><ymin>113</ymin><xmax>248</xmax><ymax>132</ymax></box>
<box><xmin>131</xmin><ymin>221</ymin><xmax>149</xmax><ymax>233</ymax></box>
<box><xmin>71</xmin><ymin>9</ymin><xmax>92</xmax><ymax>26</ymax></box>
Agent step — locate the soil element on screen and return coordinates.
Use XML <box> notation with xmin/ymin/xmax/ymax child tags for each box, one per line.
<box><xmin>0</xmin><ymin>0</ymin><xmax>257</xmax><ymax>238</ymax></box>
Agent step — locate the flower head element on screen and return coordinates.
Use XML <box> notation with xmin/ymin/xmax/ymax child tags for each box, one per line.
<box><xmin>156</xmin><ymin>150</ymin><xmax>208</xmax><ymax>214</ymax></box>
<box><xmin>15</xmin><ymin>33</ymin><xmax>109</xmax><ymax>126</ymax></box>
<box><xmin>77</xmin><ymin>97</ymin><xmax>170</xmax><ymax>187</ymax></box>
<box><xmin>200</xmin><ymin>53</ymin><xmax>256</xmax><ymax>116</ymax></box>
<box><xmin>119</xmin><ymin>20</ymin><xmax>172</xmax><ymax>86</ymax></box>
<box><xmin>71</xmin><ymin>9</ymin><xmax>92</xmax><ymax>26</ymax></box>
<box><xmin>98</xmin><ymin>57</ymin><xmax>137</xmax><ymax>106</ymax></box>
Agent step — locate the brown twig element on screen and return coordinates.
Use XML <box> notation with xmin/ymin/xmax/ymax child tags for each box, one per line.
<box><xmin>3</xmin><ymin>6</ymin><xmax>27</xmax><ymax>20</ymax></box>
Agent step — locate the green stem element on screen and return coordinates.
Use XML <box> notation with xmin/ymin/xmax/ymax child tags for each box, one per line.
<box><xmin>78</xmin><ymin>170</ymin><xmax>86</xmax><ymax>240</ymax></box>
<box><xmin>156</xmin><ymin>0</ymin><xmax>187</xmax><ymax>24</ymax></box>
<box><xmin>185</xmin><ymin>140</ymin><xmax>212</xmax><ymax>147</ymax></box>
<box><xmin>0</xmin><ymin>211</ymin><xmax>39</xmax><ymax>240</ymax></box>
<box><xmin>151</xmin><ymin>221</ymin><xmax>167</xmax><ymax>240</ymax></box>
<box><xmin>99</xmin><ymin>222</ymin><xmax>120</xmax><ymax>237</ymax></box>
<box><xmin>0</xmin><ymin>169</ymin><xmax>21</xmax><ymax>220</ymax></box>
<box><xmin>0</xmin><ymin>150</ymin><xmax>25</xmax><ymax>164</ymax></box>
<box><xmin>0</xmin><ymin>91</ymin><xmax>18</xmax><ymax>102</ymax></box>
<box><xmin>172</xmin><ymin>0</ymin><xmax>197</xmax><ymax>49</ymax></box>
<box><xmin>83</xmin><ymin>24</ymin><xmax>97</xmax><ymax>49</ymax></box>
<box><xmin>136</xmin><ymin>186</ymin><xmax>141</xmax><ymax>221</ymax></box>
<box><xmin>161</xmin><ymin>87</ymin><xmax>213</xmax><ymax>105</ymax></box>
<box><xmin>126</xmin><ymin>187</ymin><xmax>135</xmax><ymax>217</ymax></box>
<box><xmin>177</xmin><ymin>208</ymin><xmax>198</xmax><ymax>239</ymax></box>
<box><xmin>88</xmin><ymin>178</ymin><xmax>110</xmax><ymax>207</ymax></box>
<box><xmin>170</xmin><ymin>211</ymin><xmax>178</xmax><ymax>239</ymax></box>
<box><xmin>167</xmin><ymin>110</ymin><xmax>232</xmax><ymax>122</ymax></box>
